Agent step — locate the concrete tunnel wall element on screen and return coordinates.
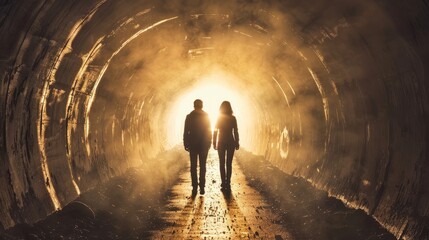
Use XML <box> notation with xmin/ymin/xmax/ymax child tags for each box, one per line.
<box><xmin>0</xmin><ymin>0</ymin><xmax>428</xmax><ymax>238</ymax></box>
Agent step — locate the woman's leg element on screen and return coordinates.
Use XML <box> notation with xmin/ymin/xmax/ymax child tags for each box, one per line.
<box><xmin>218</xmin><ymin>146</ymin><xmax>226</xmax><ymax>187</ymax></box>
<box><xmin>225</xmin><ymin>147</ymin><xmax>235</xmax><ymax>188</ymax></box>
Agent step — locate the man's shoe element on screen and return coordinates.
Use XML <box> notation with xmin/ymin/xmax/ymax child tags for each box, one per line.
<box><xmin>200</xmin><ymin>188</ymin><xmax>205</xmax><ymax>195</ymax></box>
<box><xmin>192</xmin><ymin>188</ymin><xmax>198</xmax><ymax>196</ymax></box>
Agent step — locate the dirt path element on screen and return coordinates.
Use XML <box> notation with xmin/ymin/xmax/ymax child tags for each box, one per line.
<box><xmin>152</xmin><ymin>150</ymin><xmax>292</xmax><ymax>239</ymax></box>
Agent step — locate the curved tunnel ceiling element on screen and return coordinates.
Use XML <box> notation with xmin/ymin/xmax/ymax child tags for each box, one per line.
<box><xmin>0</xmin><ymin>0</ymin><xmax>428</xmax><ymax>238</ymax></box>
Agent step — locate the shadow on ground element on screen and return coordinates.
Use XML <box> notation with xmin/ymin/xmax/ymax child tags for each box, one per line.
<box><xmin>235</xmin><ymin>150</ymin><xmax>396</xmax><ymax>240</ymax></box>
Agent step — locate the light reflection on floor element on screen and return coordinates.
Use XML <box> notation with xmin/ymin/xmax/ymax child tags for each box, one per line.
<box><xmin>153</xmin><ymin>150</ymin><xmax>291</xmax><ymax>239</ymax></box>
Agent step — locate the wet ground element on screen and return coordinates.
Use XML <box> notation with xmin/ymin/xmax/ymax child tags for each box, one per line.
<box><xmin>1</xmin><ymin>149</ymin><xmax>395</xmax><ymax>240</ymax></box>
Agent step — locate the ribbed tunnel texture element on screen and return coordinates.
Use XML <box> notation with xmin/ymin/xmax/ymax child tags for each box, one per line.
<box><xmin>0</xmin><ymin>0</ymin><xmax>428</xmax><ymax>239</ymax></box>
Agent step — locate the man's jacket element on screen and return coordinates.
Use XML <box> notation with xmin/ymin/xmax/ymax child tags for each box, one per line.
<box><xmin>183</xmin><ymin>110</ymin><xmax>212</xmax><ymax>150</ymax></box>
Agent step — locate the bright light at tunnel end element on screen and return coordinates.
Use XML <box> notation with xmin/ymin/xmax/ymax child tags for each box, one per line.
<box><xmin>166</xmin><ymin>71</ymin><xmax>254</xmax><ymax>148</ymax></box>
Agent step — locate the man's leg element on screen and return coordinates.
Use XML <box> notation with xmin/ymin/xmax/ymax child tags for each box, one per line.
<box><xmin>198</xmin><ymin>148</ymin><xmax>208</xmax><ymax>194</ymax></box>
<box><xmin>218</xmin><ymin>146</ymin><xmax>226</xmax><ymax>188</ymax></box>
<box><xmin>189</xmin><ymin>150</ymin><xmax>198</xmax><ymax>194</ymax></box>
<box><xmin>226</xmin><ymin>147</ymin><xmax>235</xmax><ymax>188</ymax></box>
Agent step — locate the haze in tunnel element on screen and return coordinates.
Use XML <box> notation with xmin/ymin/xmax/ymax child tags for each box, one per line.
<box><xmin>0</xmin><ymin>0</ymin><xmax>428</xmax><ymax>239</ymax></box>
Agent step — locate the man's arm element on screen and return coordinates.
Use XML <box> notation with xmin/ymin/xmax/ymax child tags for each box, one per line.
<box><xmin>205</xmin><ymin>114</ymin><xmax>212</xmax><ymax>149</ymax></box>
<box><xmin>183</xmin><ymin>115</ymin><xmax>190</xmax><ymax>151</ymax></box>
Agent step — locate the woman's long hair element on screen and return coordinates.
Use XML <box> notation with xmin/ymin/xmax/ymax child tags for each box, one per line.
<box><xmin>219</xmin><ymin>101</ymin><xmax>233</xmax><ymax>115</ymax></box>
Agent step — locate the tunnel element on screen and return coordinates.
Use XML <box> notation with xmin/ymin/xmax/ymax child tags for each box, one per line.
<box><xmin>0</xmin><ymin>0</ymin><xmax>428</xmax><ymax>239</ymax></box>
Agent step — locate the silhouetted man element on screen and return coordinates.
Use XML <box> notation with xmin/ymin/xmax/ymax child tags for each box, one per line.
<box><xmin>184</xmin><ymin>99</ymin><xmax>212</xmax><ymax>195</ymax></box>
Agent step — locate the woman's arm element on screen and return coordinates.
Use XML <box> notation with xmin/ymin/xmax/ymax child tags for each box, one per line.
<box><xmin>233</xmin><ymin>117</ymin><xmax>239</xmax><ymax>150</ymax></box>
<box><xmin>213</xmin><ymin>118</ymin><xmax>219</xmax><ymax>150</ymax></box>
<box><xmin>213</xmin><ymin>129</ymin><xmax>218</xmax><ymax>150</ymax></box>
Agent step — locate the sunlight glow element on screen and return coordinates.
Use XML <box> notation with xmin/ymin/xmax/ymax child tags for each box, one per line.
<box><xmin>166</xmin><ymin>71</ymin><xmax>254</xmax><ymax>147</ymax></box>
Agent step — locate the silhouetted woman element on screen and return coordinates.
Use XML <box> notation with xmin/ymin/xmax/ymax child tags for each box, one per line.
<box><xmin>213</xmin><ymin>101</ymin><xmax>239</xmax><ymax>191</ymax></box>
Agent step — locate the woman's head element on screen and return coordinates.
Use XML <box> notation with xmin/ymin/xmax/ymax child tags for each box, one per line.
<box><xmin>219</xmin><ymin>101</ymin><xmax>233</xmax><ymax>115</ymax></box>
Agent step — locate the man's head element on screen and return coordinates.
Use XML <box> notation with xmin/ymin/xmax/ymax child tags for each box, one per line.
<box><xmin>194</xmin><ymin>99</ymin><xmax>203</xmax><ymax>110</ymax></box>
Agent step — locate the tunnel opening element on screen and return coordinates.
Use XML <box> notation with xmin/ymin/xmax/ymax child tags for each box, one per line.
<box><xmin>164</xmin><ymin>70</ymin><xmax>257</xmax><ymax>148</ymax></box>
<box><xmin>0</xmin><ymin>0</ymin><xmax>428</xmax><ymax>239</ymax></box>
